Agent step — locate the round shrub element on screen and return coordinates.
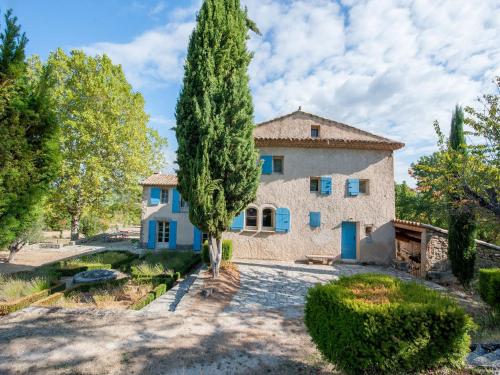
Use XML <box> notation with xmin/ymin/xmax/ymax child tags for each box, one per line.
<box><xmin>305</xmin><ymin>273</ymin><xmax>473</xmax><ymax>375</ymax></box>
<box><xmin>201</xmin><ymin>239</ymin><xmax>233</xmax><ymax>264</ymax></box>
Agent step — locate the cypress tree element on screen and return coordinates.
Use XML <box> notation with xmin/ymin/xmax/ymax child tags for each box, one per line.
<box><xmin>447</xmin><ymin>105</ymin><xmax>477</xmax><ymax>285</ymax></box>
<box><xmin>0</xmin><ymin>9</ymin><xmax>59</xmax><ymax>260</ymax></box>
<box><xmin>175</xmin><ymin>0</ymin><xmax>260</xmax><ymax>277</ymax></box>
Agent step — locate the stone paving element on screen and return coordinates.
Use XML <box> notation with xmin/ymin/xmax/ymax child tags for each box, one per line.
<box><xmin>226</xmin><ymin>259</ymin><xmax>445</xmax><ymax>313</ymax></box>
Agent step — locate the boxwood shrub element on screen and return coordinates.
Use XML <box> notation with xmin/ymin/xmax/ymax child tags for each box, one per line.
<box><xmin>202</xmin><ymin>239</ymin><xmax>233</xmax><ymax>264</ymax></box>
<box><xmin>479</xmin><ymin>268</ymin><xmax>500</xmax><ymax>310</ymax></box>
<box><xmin>0</xmin><ymin>282</ymin><xmax>65</xmax><ymax>315</ymax></box>
<box><xmin>305</xmin><ymin>273</ymin><xmax>473</xmax><ymax>375</ymax></box>
<box><xmin>131</xmin><ymin>283</ymin><xmax>168</xmax><ymax>310</ymax></box>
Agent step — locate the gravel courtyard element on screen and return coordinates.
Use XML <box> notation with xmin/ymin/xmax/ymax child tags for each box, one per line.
<box><xmin>0</xmin><ymin>260</ymin><xmax>461</xmax><ymax>375</ymax></box>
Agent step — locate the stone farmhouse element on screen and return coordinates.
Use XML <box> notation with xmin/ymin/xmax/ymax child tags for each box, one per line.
<box><xmin>140</xmin><ymin>110</ymin><xmax>404</xmax><ymax>264</ymax></box>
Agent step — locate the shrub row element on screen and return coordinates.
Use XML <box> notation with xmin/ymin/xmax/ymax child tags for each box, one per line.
<box><xmin>201</xmin><ymin>239</ymin><xmax>233</xmax><ymax>264</ymax></box>
<box><xmin>0</xmin><ymin>282</ymin><xmax>66</xmax><ymax>315</ymax></box>
<box><xmin>131</xmin><ymin>283</ymin><xmax>169</xmax><ymax>310</ymax></box>
<box><xmin>54</xmin><ymin>251</ymin><xmax>139</xmax><ymax>276</ymax></box>
<box><xmin>305</xmin><ymin>273</ymin><xmax>473</xmax><ymax>375</ymax></box>
<box><xmin>479</xmin><ymin>268</ymin><xmax>500</xmax><ymax>310</ymax></box>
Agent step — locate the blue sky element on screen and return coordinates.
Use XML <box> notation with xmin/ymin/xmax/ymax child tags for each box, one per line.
<box><xmin>1</xmin><ymin>0</ymin><xmax>499</xmax><ymax>182</ymax></box>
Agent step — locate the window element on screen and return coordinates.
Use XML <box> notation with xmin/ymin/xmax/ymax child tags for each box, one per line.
<box><xmin>245</xmin><ymin>207</ymin><xmax>258</xmax><ymax>228</ymax></box>
<box><xmin>160</xmin><ymin>189</ymin><xmax>169</xmax><ymax>204</ymax></box>
<box><xmin>359</xmin><ymin>179</ymin><xmax>369</xmax><ymax>194</ymax></box>
<box><xmin>365</xmin><ymin>225</ymin><xmax>373</xmax><ymax>236</ymax></box>
<box><xmin>311</xmin><ymin>125</ymin><xmax>320</xmax><ymax>138</ymax></box>
<box><xmin>310</xmin><ymin>177</ymin><xmax>320</xmax><ymax>192</ymax></box>
<box><xmin>273</xmin><ymin>156</ymin><xmax>284</xmax><ymax>173</ymax></box>
<box><xmin>262</xmin><ymin>208</ymin><xmax>274</xmax><ymax>229</ymax></box>
<box><xmin>157</xmin><ymin>221</ymin><xmax>170</xmax><ymax>243</ymax></box>
<box><xmin>180</xmin><ymin>197</ymin><xmax>189</xmax><ymax>212</ymax></box>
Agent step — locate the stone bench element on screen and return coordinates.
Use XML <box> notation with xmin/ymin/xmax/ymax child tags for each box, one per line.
<box><xmin>305</xmin><ymin>254</ymin><xmax>334</xmax><ymax>265</ymax></box>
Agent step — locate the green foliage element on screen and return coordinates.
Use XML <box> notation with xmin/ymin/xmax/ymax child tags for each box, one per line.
<box><xmin>304</xmin><ymin>274</ymin><xmax>474</xmax><ymax>375</ymax></box>
<box><xmin>450</xmin><ymin>105</ymin><xmax>466</xmax><ymax>152</ymax></box>
<box><xmin>41</xmin><ymin>49</ymin><xmax>166</xmax><ymax>239</ymax></box>
<box><xmin>0</xmin><ymin>10</ymin><xmax>60</xmax><ymax>254</ymax></box>
<box><xmin>131</xmin><ymin>283</ymin><xmax>169</xmax><ymax>310</ymax></box>
<box><xmin>130</xmin><ymin>263</ymin><xmax>169</xmax><ymax>278</ymax></box>
<box><xmin>142</xmin><ymin>251</ymin><xmax>201</xmax><ymax>275</ymax></box>
<box><xmin>0</xmin><ymin>282</ymin><xmax>65</xmax><ymax>315</ymax></box>
<box><xmin>175</xmin><ymin>0</ymin><xmax>260</xmax><ymax>276</ymax></box>
<box><xmin>202</xmin><ymin>239</ymin><xmax>233</xmax><ymax>264</ymax></box>
<box><xmin>0</xmin><ymin>270</ymin><xmax>57</xmax><ymax>302</ymax></box>
<box><xmin>80</xmin><ymin>213</ymin><xmax>109</xmax><ymax>238</ymax></box>
<box><xmin>479</xmin><ymin>268</ymin><xmax>500</xmax><ymax>310</ymax></box>
<box><xmin>448</xmin><ymin>208</ymin><xmax>477</xmax><ymax>285</ymax></box>
<box><xmin>58</xmin><ymin>251</ymin><xmax>137</xmax><ymax>274</ymax></box>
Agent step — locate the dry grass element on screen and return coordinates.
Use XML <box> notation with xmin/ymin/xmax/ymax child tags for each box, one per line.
<box><xmin>55</xmin><ymin>281</ymin><xmax>152</xmax><ymax>309</ymax></box>
<box><xmin>349</xmin><ymin>283</ymin><xmax>392</xmax><ymax>304</ymax></box>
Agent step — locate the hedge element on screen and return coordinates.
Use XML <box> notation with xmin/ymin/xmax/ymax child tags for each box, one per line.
<box><xmin>305</xmin><ymin>273</ymin><xmax>474</xmax><ymax>375</ymax></box>
<box><xmin>131</xmin><ymin>283</ymin><xmax>169</xmax><ymax>310</ymax></box>
<box><xmin>54</xmin><ymin>251</ymin><xmax>138</xmax><ymax>276</ymax></box>
<box><xmin>0</xmin><ymin>282</ymin><xmax>66</xmax><ymax>315</ymax></box>
<box><xmin>479</xmin><ymin>268</ymin><xmax>500</xmax><ymax>310</ymax></box>
<box><xmin>202</xmin><ymin>239</ymin><xmax>233</xmax><ymax>264</ymax></box>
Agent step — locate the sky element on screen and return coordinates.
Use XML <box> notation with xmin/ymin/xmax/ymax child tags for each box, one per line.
<box><xmin>1</xmin><ymin>0</ymin><xmax>499</xmax><ymax>183</ymax></box>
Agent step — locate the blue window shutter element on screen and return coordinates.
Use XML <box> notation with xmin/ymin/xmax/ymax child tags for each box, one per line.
<box><xmin>348</xmin><ymin>179</ymin><xmax>360</xmax><ymax>196</ymax></box>
<box><xmin>147</xmin><ymin>220</ymin><xmax>156</xmax><ymax>249</ymax></box>
<box><xmin>275</xmin><ymin>208</ymin><xmax>290</xmax><ymax>233</ymax></box>
<box><xmin>230</xmin><ymin>211</ymin><xmax>244</xmax><ymax>231</ymax></box>
<box><xmin>193</xmin><ymin>226</ymin><xmax>202</xmax><ymax>251</ymax></box>
<box><xmin>149</xmin><ymin>187</ymin><xmax>161</xmax><ymax>205</ymax></box>
<box><xmin>172</xmin><ymin>188</ymin><xmax>180</xmax><ymax>213</ymax></box>
<box><xmin>169</xmin><ymin>221</ymin><xmax>177</xmax><ymax>250</ymax></box>
<box><xmin>261</xmin><ymin>155</ymin><xmax>273</xmax><ymax>174</ymax></box>
<box><xmin>320</xmin><ymin>176</ymin><xmax>332</xmax><ymax>195</ymax></box>
<box><xmin>309</xmin><ymin>212</ymin><xmax>321</xmax><ymax>228</ymax></box>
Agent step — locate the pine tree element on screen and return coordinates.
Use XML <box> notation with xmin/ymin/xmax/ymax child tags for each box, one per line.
<box><xmin>175</xmin><ymin>0</ymin><xmax>260</xmax><ymax>277</ymax></box>
<box><xmin>447</xmin><ymin>105</ymin><xmax>477</xmax><ymax>285</ymax></box>
<box><xmin>0</xmin><ymin>9</ymin><xmax>59</xmax><ymax>260</ymax></box>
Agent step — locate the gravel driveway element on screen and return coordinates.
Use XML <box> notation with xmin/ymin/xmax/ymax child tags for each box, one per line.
<box><xmin>0</xmin><ymin>260</ymin><xmax>451</xmax><ymax>375</ymax></box>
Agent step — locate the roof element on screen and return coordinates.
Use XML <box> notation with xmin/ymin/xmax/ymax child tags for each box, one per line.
<box><xmin>393</xmin><ymin>219</ymin><xmax>500</xmax><ymax>251</ymax></box>
<box><xmin>254</xmin><ymin>110</ymin><xmax>404</xmax><ymax>151</ymax></box>
<box><xmin>140</xmin><ymin>174</ymin><xmax>178</xmax><ymax>186</ymax></box>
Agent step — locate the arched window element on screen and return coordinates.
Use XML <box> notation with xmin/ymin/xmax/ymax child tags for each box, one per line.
<box><xmin>262</xmin><ymin>208</ymin><xmax>274</xmax><ymax>229</ymax></box>
<box><xmin>245</xmin><ymin>207</ymin><xmax>258</xmax><ymax>229</ymax></box>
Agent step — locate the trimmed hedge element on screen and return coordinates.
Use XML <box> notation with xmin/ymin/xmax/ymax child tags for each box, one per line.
<box><xmin>55</xmin><ymin>251</ymin><xmax>138</xmax><ymax>276</ymax></box>
<box><xmin>0</xmin><ymin>282</ymin><xmax>66</xmax><ymax>315</ymax></box>
<box><xmin>131</xmin><ymin>283</ymin><xmax>169</xmax><ymax>310</ymax></box>
<box><xmin>479</xmin><ymin>268</ymin><xmax>500</xmax><ymax>310</ymax></box>
<box><xmin>305</xmin><ymin>273</ymin><xmax>473</xmax><ymax>375</ymax></box>
<box><xmin>202</xmin><ymin>239</ymin><xmax>233</xmax><ymax>264</ymax></box>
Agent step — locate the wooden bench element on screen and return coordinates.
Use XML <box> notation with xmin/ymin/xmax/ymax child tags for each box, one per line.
<box><xmin>305</xmin><ymin>254</ymin><xmax>334</xmax><ymax>265</ymax></box>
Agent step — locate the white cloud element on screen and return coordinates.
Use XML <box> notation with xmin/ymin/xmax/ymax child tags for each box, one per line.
<box><xmin>81</xmin><ymin>0</ymin><xmax>500</xmax><ymax>183</ymax></box>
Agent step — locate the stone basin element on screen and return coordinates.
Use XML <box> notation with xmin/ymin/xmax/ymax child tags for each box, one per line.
<box><xmin>73</xmin><ymin>269</ymin><xmax>118</xmax><ymax>284</ymax></box>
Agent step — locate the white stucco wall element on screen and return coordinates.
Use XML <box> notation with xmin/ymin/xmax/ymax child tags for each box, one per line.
<box><xmin>224</xmin><ymin>146</ymin><xmax>396</xmax><ymax>264</ymax></box>
<box><xmin>140</xmin><ymin>186</ymin><xmax>194</xmax><ymax>249</ymax></box>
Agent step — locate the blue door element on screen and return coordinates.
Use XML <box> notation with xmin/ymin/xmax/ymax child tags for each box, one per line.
<box><xmin>341</xmin><ymin>222</ymin><xmax>357</xmax><ymax>260</ymax></box>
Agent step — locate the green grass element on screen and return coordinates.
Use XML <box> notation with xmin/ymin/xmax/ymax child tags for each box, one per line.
<box><xmin>0</xmin><ymin>270</ymin><xmax>57</xmax><ymax>302</ymax></box>
<box><xmin>62</xmin><ymin>251</ymin><xmax>130</xmax><ymax>268</ymax></box>
<box><xmin>141</xmin><ymin>251</ymin><xmax>200</xmax><ymax>275</ymax></box>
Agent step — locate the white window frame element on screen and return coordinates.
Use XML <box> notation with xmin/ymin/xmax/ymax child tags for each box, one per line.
<box><xmin>157</xmin><ymin>221</ymin><xmax>170</xmax><ymax>244</ymax></box>
<box><xmin>272</xmin><ymin>156</ymin><xmax>284</xmax><ymax>174</ymax></box>
<box><xmin>160</xmin><ymin>188</ymin><xmax>169</xmax><ymax>204</ymax></box>
<box><xmin>244</xmin><ymin>205</ymin><xmax>259</xmax><ymax>231</ymax></box>
<box><xmin>261</xmin><ymin>206</ymin><xmax>276</xmax><ymax>231</ymax></box>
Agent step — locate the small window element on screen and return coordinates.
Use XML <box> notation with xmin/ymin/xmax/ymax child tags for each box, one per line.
<box><xmin>160</xmin><ymin>189</ymin><xmax>169</xmax><ymax>204</ymax></box>
<box><xmin>157</xmin><ymin>221</ymin><xmax>170</xmax><ymax>243</ymax></box>
<box><xmin>245</xmin><ymin>207</ymin><xmax>258</xmax><ymax>228</ymax></box>
<box><xmin>311</xmin><ymin>125</ymin><xmax>320</xmax><ymax>138</ymax></box>
<box><xmin>273</xmin><ymin>156</ymin><xmax>284</xmax><ymax>173</ymax></box>
<box><xmin>310</xmin><ymin>177</ymin><xmax>320</xmax><ymax>192</ymax></box>
<box><xmin>359</xmin><ymin>180</ymin><xmax>369</xmax><ymax>194</ymax></box>
<box><xmin>262</xmin><ymin>208</ymin><xmax>274</xmax><ymax>229</ymax></box>
<box><xmin>365</xmin><ymin>225</ymin><xmax>373</xmax><ymax>236</ymax></box>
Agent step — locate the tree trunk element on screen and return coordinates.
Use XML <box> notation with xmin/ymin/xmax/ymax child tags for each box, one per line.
<box><xmin>7</xmin><ymin>240</ymin><xmax>26</xmax><ymax>263</ymax></box>
<box><xmin>70</xmin><ymin>214</ymin><xmax>80</xmax><ymax>241</ymax></box>
<box><xmin>208</xmin><ymin>233</ymin><xmax>215</xmax><ymax>274</ymax></box>
<box><xmin>213</xmin><ymin>237</ymin><xmax>222</xmax><ymax>278</ymax></box>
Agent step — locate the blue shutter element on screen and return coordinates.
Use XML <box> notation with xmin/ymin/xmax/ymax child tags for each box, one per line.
<box><xmin>147</xmin><ymin>220</ymin><xmax>156</xmax><ymax>249</ymax></box>
<box><xmin>172</xmin><ymin>188</ymin><xmax>180</xmax><ymax>213</ymax></box>
<box><xmin>149</xmin><ymin>187</ymin><xmax>161</xmax><ymax>205</ymax></box>
<box><xmin>348</xmin><ymin>179</ymin><xmax>360</xmax><ymax>196</ymax></box>
<box><xmin>169</xmin><ymin>221</ymin><xmax>177</xmax><ymax>250</ymax></box>
<box><xmin>261</xmin><ymin>155</ymin><xmax>273</xmax><ymax>175</ymax></box>
<box><xmin>309</xmin><ymin>212</ymin><xmax>321</xmax><ymax>228</ymax></box>
<box><xmin>320</xmin><ymin>176</ymin><xmax>332</xmax><ymax>195</ymax></box>
<box><xmin>193</xmin><ymin>226</ymin><xmax>202</xmax><ymax>251</ymax></box>
<box><xmin>230</xmin><ymin>211</ymin><xmax>244</xmax><ymax>231</ymax></box>
<box><xmin>275</xmin><ymin>208</ymin><xmax>290</xmax><ymax>233</ymax></box>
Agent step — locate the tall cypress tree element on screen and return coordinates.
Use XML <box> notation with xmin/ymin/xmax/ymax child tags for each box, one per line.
<box><xmin>447</xmin><ymin>105</ymin><xmax>476</xmax><ymax>285</ymax></box>
<box><xmin>0</xmin><ymin>9</ymin><xmax>59</xmax><ymax>260</ymax></box>
<box><xmin>176</xmin><ymin>0</ymin><xmax>260</xmax><ymax>277</ymax></box>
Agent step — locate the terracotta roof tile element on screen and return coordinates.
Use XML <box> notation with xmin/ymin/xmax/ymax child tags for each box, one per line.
<box><xmin>140</xmin><ymin>174</ymin><xmax>178</xmax><ymax>186</ymax></box>
<box><xmin>255</xmin><ymin>137</ymin><xmax>404</xmax><ymax>151</ymax></box>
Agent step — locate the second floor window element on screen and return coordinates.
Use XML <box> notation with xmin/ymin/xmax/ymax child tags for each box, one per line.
<box><xmin>359</xmin><ymin>180</ymin><xmax>369</xmax><ymax>194</ymax></box>
<box><xmin>180</xmin><ymin>197</ymin><xmax>189</xmax><ymax>212</ymax></box>
<box><xmin>161</xmin><ymin>189</ymin><xmax>169</xmax><ymax>204</ymax></box>
<box><xmin>310</xmin><ymin>177</ymin><xmax>320</xmax><ymax>192</ymax></box>
<box><xmin>273</xmin><ymin>156</ymin><xmax>284</xmax><ymax>173</ymax></box>
<box><xmin>262</xmin><ymin>208</ymin><xmax>274</xmax><ymax>228</ymax></box>
<box><xmin>311</xmin><ymin>125</ymin><xmax>320</xmax><ymax>138</ymax></box>
<box><xmin>245</xmin><ymin>207</ymin><xmax>258</xmax><ymax>228</ymax></box>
